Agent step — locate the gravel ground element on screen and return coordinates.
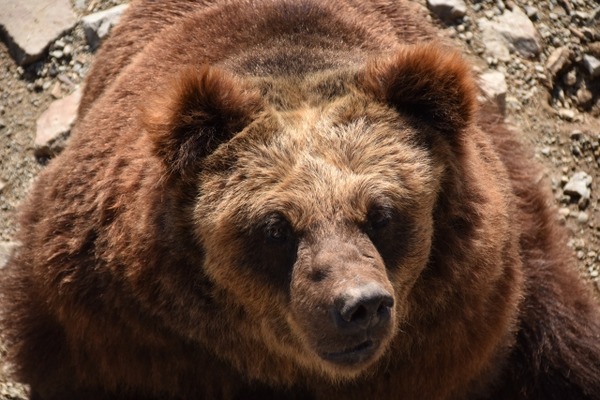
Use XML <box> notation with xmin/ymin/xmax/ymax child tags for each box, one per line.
<box><xmin>0</xmin><ymin>0</ymin><xmax>599</xmax><ymax>397</ymax></box>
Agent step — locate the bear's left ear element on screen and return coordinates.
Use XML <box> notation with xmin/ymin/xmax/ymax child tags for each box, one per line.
<box><xmin>359</xmin><ymin>44</ymin><xmax>477</xmax><ymax>141</ymax></box>
<box><xmin>143</xmin><ymin>66</ymin><xmax>262</xmax><ymax>178</ymax></box>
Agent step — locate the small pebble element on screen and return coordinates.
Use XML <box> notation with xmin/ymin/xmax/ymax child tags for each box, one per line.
<box><xmin>559</xmin><ymin>109</ymin><xmax>575</xmax><ymax>121</ymax></box>
<box><xmin>63</xmin><ymin>44</ymin><xmax>73</xmax><ymax>57</ymax></box>
<box><xmin>570</xmin><ymin>130</ymin><xmax>583</xmax><ymax>141</ymax></box>
<box><xmin>558</xmin><ymin>207</ymin><xmax>571</xmax><ymax>217</ymax></box>
<box><xmin>524</xmin><ymin>6</ymin><xmax>538</xmax><ymax>19</ymax></box>
<box><xmin>578</xmin><ymin>212</ymin><xmax>589</xmax><ymax>224</ymax></box>
<box><xmin>51</xmin><ymin>50</ymin><xmax>64</xmax><ymax>59</ymax></box>
<box><xmin>562</xmin><ymin>70</ymin><xmax>577</xmax><ymax>86</ymax></box>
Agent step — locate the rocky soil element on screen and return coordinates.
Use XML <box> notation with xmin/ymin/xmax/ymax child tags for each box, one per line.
<box><xmin>0</xmin><ymin>0</ymin><xmax>599</xmax><ymax>397</ymax></box>
<box><xmin>434</xmin><ymin>0</ymin><xmax>600</xmax><ymax>282</ymax></box>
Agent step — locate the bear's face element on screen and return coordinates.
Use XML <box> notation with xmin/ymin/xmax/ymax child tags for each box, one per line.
<box><xmin>195</xmin><ymin>104</ymin><xmax>440</xmax><ymax>376</ymax></box>
<box><xmin>144</xmin><ymin>45</ymin><xmax>476</xmax><ymax>380</ymax></box>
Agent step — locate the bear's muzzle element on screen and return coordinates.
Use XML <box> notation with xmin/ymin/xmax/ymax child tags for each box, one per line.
<box><xmin>291</xmin><ymin>235</ymin><xmax>397</xmax><ymax>371</ymax></box>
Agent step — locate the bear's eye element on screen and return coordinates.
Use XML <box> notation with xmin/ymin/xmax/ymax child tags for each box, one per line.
<box><xmin>264</xmin><ymin>214</ymin><xmax>292</xmax><ymax>244</ymax></box>
<box><xmin>367</xmin><ymin>206</ymin><xmax>393</xmax><ymax>231</ymax></box>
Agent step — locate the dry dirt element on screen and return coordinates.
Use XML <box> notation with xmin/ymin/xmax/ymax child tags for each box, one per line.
<box><xmin>0</xmin><ymin>0</ymin><xmax>599</xmax><ymax>398</ymax></box>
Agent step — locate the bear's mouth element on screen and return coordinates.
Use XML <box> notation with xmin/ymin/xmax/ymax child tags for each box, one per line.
<box><xmin>319</xmin><ymin>339</ymin><xmax>377</xmax><ymax>365</ymax></box>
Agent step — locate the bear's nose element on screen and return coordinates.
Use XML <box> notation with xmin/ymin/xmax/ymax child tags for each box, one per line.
<box><xmin>332</xmin><ymin>283</ymin><xmax>394</xmax><ymax>332</ymax></box>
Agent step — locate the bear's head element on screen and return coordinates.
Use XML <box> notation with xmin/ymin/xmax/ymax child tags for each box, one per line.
<box><xmin>144</xmin><ymin>44</ymin><xmax>480</xmax><ymax>381</ymax></box>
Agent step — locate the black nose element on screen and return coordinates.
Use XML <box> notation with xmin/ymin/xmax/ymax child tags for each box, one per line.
<box><xmin>332</xmin><ymin>283</ymin><xmax>394</xmax><ymax>331</ymax></box>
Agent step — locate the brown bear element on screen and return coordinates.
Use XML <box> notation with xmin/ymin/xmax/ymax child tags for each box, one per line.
<box><xmin>2</xmin><ymin>0</ymin><xmax>600</xmax><ymax>399</ymax></box>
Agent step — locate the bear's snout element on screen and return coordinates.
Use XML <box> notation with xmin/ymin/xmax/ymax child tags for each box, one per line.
<box><xmin>291</xmin><ymin>236</ymin><xmax>397</xmax><ymax>371</ymax></box>
<box><xmin>331</xmin><ymin>283</ymin><xmax>394</xmax><ymax>333</ymax></box>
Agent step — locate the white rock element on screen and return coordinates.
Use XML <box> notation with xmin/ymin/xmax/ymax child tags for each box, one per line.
<box><xmin>427</xmin><ymin>0</ymin><xmax>467</xmax><ymax>22</ymax></box>
<box><xmin>577</xmin><ymin>212</ymin><xmax>589</xmax><ymax>224</ymax></box>
<box><xmin>478</xmin><ymin>70</ymin><xmax>507</xmax><ymax>114</ymax></box>
<box><xmin>558</xmin><ymin>207</ymin><xmax>570</xmax><ymax>217</ymax></box>
<box><xmin>558</xmin><ymin>109</ymin><xmax>575</xmax><ymax>121</ymax></box>
<box><xmin>82</xmin><ymin>4</ymin><xmax>129</xmax><ymax>50</ymax></box>
<box><xmin>563</xmin><ymin>171</ymin><xmax>592</xmax><ymax>201</ymax></box>
<box><xmin>35</xmin><ymin>87</ymin><xmax>82</xmax><ymax>157</ymax></box>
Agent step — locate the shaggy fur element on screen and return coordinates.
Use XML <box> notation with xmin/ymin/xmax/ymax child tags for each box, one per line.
<box><xmin>2</xmin><ymin>0</ymin><xmax>599</xmax><ymax>399</ymax></box>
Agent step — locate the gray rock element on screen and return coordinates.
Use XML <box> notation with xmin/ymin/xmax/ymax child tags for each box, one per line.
<box><xmin>35</xmin><ymin>87</ymin><xmax>82</xmax><ymax>158</ymax></box>
<box><xmin>0</xmin><ymin>0</ymin><xmax>77</xmax><ymax>65</ymax></box>
<box><xmin>82</xmin><ymin>4</ymin><xmax>129</xmax><ymax>50</ymax></box>
<box><xmin>582</xmin><ymin>54</ymin><xmax>600</xmax><ymax>79</ymax></box>
<box><xmin>479</xmin><ymin>7</ymin><xmax>542</xmax><ymax>61</ymax></box>
<box><xmin>0</xmin><ymin>241</ymin><xmax>18</xmax><ymax>269</ymax></box>
<box><xmin>478</xmin><ymin>70</ymin><xmax>507</xmax><ymax>114</ymax></box>
<box><xmin>494</xmin><ymin>7</ymin><xmax>542</xmax><ymax>59</ymax></box>
<box><xmin>427</xmin><ymin>0</ymin><xmax>467</xmax><ymax>22</ymax></box>
<box><xmin>478</xmin><ymin>18</ymin><xmax>511</xmax><ymax>62</ymax></box>
<box><xmin>563</xmin><ymin>171</ymin><xmax>592</xmax><ymax>202</ymax></box>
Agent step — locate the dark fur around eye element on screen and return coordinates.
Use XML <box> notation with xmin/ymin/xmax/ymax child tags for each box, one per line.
<box><xmin>365</xmin><ymin>204</ymin><xmax>415</xmax><ymax>270</ymax></box>
<box><xmin>263</xmin><ymin>213</ymin><xmax>293</xmax><ymax>244</ymax></box>
<box><xmin>233</xmin><ymin>212</ymin><xmax>298</xmax><ymax>288</ymax></box>
<box><xmin>367</xmin><ymin>206</ymin><xmax>393</xmax><ymax>231</ymax></box>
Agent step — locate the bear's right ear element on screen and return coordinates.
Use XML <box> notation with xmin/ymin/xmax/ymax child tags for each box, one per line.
<box><xmin>143</xmin><ymin>66</ymin><xmax>262</xmax><ymax>178</ymax></box>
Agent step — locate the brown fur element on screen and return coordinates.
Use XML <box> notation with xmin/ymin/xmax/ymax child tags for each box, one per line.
<box><xmin>2</xmin><ymin>1</ymin><xmax>600</xmax><ymax>399</ymax></box>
